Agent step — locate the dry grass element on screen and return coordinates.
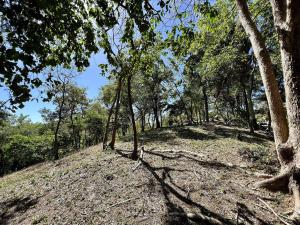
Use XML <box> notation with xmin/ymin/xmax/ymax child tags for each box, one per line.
<box><xmin>0</xmin><ymin>125</ymin><xmax>292</xmax><ymax>225</ymax></box>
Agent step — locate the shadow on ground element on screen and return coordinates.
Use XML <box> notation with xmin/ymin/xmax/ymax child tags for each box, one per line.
<box><xmin>0</xmin><ymin>196</ymin><xmax>39</xmax><ymax>225</ymax></box>
<box><xmin>137</xmin><ymin>125</ymin><xmax>272</xmax><ymax>146</ymax></box>
<box><xmin>116</xmin><ymin>147</ymin><xmax>273</xmax><ymax>225</ymax></box>
<box><xmin>141</xmin><ymin>159</ymin><xmax>234</xmax><ymax>225</ymax></box>
<box><xmin>207</xmin><ymin>125</ymin><xmax>272</xmax><ymax>145</ymax></box>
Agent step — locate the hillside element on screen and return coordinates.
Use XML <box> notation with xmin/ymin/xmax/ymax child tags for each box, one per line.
<box><xmin>0</xmin><ymin>125</ymin><xmax>293</xmax><ymax>225</ymax></box>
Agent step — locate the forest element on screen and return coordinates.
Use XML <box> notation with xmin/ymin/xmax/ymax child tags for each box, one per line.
<box><xmin>0</xmin><ymin>0</ymin><xmax>300</xmax><ymax>224</ymax></box>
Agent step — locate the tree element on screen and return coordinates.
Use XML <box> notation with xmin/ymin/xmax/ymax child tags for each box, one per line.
<box><xmin>41</xmin><ymin>72</ymin><xmax>87</xmax><ymax>159</ymax></box>
<box><xmin>0</xmin><ymin>0</ymin><xmax>156</xmax><ymax>110</ymax></box>
<box><xmin>236</xmin><ymin>0</ymin><xmax>300</xmax><ymax>220</ymax></box>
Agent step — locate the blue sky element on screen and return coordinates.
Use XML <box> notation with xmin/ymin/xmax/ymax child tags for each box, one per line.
<box><xmin>13</xmin><ymin>52</ymin><xmax>109</xmax><ymax>123</ymax></box>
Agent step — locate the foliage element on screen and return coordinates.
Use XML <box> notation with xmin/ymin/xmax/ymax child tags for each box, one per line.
<box><xmin>3</xmin><ymin>134</ymin><xmax>53</xmax><ymax>171</ymax></box>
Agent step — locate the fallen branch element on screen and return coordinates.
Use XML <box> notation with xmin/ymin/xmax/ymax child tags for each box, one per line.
<box><xmin>258</xmin><ymin>198</ymin><xmax>292</xmax><ymax>225</ymax></box>
<box><xmin>193</xmin><ymin>170</ymin><xmax>202</xmax><ymax>180</ymax></box>
<box><xmin>151</xmin><ymin>149</ymin><xmax>204</xmax><ymax>158</ymax></box>
<box><xmin>106</xmin><ymin>197</ymin><xmax>138</xmax><ymax>209</ymax></box>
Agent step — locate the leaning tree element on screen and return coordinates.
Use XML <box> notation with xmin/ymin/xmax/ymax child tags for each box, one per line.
<box><xmin>236</xmin><ymin>0</ymin><xmax>300</xmax><ymax>220</ymax></box>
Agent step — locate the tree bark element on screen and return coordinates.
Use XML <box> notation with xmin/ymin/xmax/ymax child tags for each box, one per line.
<box><xmin>236</xmin><ymin>0</ymin><xmax>288</xmax><ymax>147</ymax></box>
<box><xmin>243</xmin><ymin>85</ymin><xmax>254</xmax><ymax>133</ymax></box>
<box><xmin>248</xmin><ymin>72</ymin><xmax>259</xmax><ymax>130</ymax></box>
<box><xmin>190</xmin><ymin>99</ymin><xmax>194</xmax><ymax>124</ymax></box>
<box><xmin>127</xmin><ymin>75</ymin><xmax>138</xmax><ymax>160</ymax></box>
<box><xmin>203</xmin><ymin>86</ymin><xmax>209</xmax><ymax>123</ymax></box>
<box><xmin>141</xmin><ymin>109</ymin><xmax>145</xmax><ymax>132</ymax></box>
<box><xmin>160</xmin><ymin>110</ymin><xmax>163</xmax><ymax>127</ymax></box>
<box><xmin>270</xmin><ymin>0</ymin><xmax>300</xmax><ymax>219</ymax></box>
<box><xmin>102</xmin><ymin>83</ymin><xmax>119</xmax><ymax>150</ymax></box>
<box><xmin>153</xmin><ymin>96</ymin><xmax>161</xmax><ymax>128</ymax></box>
<box><xmin>109</xmin><ymin>76</ymin><xmax>123</xmax><ymax>150</ymax></box>
<box><xmin>53</xmin><ymin>84</ymin><xmax>66</xmax><ymax>160</ymax></box>
<box><xmin>237</xmin><ymin>0</ymin><xmax>300</xmax><ymax>220</ymax></box>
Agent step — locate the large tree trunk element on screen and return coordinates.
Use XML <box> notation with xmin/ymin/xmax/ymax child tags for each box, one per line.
<box><xmin>109</xmin><ymin>76</ymin><xmax>123</xmax><ymax>150</ymax></box>
<box><xmin>237</xmin><ymin>0</ymin><xmax>300</xmax><ymax>220</ymax></box>
<box><xmin>127</xmin><ymin>75</ymin><xmax>138</xmax><ymax>160</ymax></box>
<box><xmin>236</xmin><ymin>0</ymin><xmax>288</xmax><ymax>147</ymax></box>
<box><xmin>270</xmin><ymin>0</ymin><xmax>300</xmax><ymax>219</ymax></box>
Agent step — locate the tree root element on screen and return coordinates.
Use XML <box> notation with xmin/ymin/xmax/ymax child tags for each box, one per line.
<box><xmin>255</xmin><ymin>170</ymin><xmax>290</xmax><ymax>193</ymax></box>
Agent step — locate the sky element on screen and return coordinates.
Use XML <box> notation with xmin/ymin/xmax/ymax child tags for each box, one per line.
<box><xmin>9</xmin><ymin>52</ymin><xmax>109</xmax><ymax>123</ymax></box>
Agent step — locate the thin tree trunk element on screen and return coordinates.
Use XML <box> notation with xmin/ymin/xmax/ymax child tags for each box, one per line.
<box><xmin>153</xmin><ymin>97</ymin><xmax>161</xmax><ymax>128</ymax></box>
<box><xmin>160</xmin><ymin>110</ymin><xmax>163</xmax><ymax>127</ymax></box>
<box><xmin>243</xmin><ymin>84</ymin><xmax>254</xmax><ymax>133</ymax></box>
<box><xmin>127</xmin><ymin>75</ymin><xmax>138</xmax><ymax>160</ymax></box>
<box><xmin>53</xmin><ymin>84</ymin><xmax>66</xmax><ymax>160</ymax></box>
<box><xmin>141</xmin><ymin>110</ymin><xmax>145</xmax><ymax>132</ymax></box>
<box><xmin>190</xmin><ymin>99</ymin><xmax>194</xmax><ymax>124</ymax></box>
<box><xmin>248</xmin><ymin>71</ymin><xmax>258</xmax><ymax>130</ymax></box>
<box><xmin>267</xmin><ymin>109</ymin><xmax>271</xmax><ymax>132</ymax></box>
<box><xmin>203</xmin><ymin>87</ymin><xmax>209</xmax><ymax>123</ymax></box>
<box><xmin>109</xmin><ymin>76</ymin><xmax>123</xmax><ymax>150</ymax></box>
<box><xmin>102</xmin><ymin>83</ymin><xmax>119</xmax><ymax>150</ymax></box>
<box><xmin>70</xmin><ymin>111</ymin><xmax>78</xmax><ymax>150</ymax></box>
<box><xmin>198</xmin><ymin>107</ymin><xmax>202</xmax><ymax>125</ymax></box>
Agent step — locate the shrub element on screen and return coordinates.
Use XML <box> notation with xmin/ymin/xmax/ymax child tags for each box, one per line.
<box><xmin>3</xmin><ymin>134</ymin><xmax>53</xmax><ymax>172</ymax></box>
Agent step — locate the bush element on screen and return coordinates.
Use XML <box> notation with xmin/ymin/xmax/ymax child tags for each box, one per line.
<box><xmin>2</xmin><ymin>134</ymin><xmax>53</xmax><ymax>172</ymax></box>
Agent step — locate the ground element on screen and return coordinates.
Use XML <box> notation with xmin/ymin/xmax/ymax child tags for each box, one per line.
<box><xmin>0</xmin><ymin>124</ymin><xmax>294</xmax><ymax>225</ymax></box>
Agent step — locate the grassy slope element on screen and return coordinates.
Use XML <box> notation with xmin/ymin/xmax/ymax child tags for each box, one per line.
<box><xmin>0</xmin><ymin>125</ymin><xmax>292</xmax><ymax>225</ymax></box>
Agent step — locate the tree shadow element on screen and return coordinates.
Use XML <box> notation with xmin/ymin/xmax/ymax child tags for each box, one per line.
<box><xmin>141</xmin><ymin>159</ymin><xmax>234</xmax><ymax>225</ymax></box>
<box><xmin>173</xmin><ymin>127</ymin><xmax>217</xmax><ymax>141</ymax></box>
<box><xmin>0</xmin><ymin>196</ymin><xmax>39</xmax><ymax>225</ymax></box>
<box><xmin>210</xmin><ymin>126</ymin><xmax>272</xmax><ymax>145</ymax></box>
<box><xmin>144</xmin><ymin>150</ymin><xmax>237</xmax><ymax>171</ymax></box>
<box><xmin>116</xmin><ymin>149</ymin><xmax>280</xmax><ymax>224</ymax></box>
<box><xmin>236</xmin><ymin>202</ymin><xmax>272</xmax><ymax>225</ymax></box>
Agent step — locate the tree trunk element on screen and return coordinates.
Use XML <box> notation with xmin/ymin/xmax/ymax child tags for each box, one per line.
<box><xmin>160</xmin><ymin>110</ymin><xmax>163</xmax><ymax>128</ymax></box>
<box><xmin>242</xmin><ymin>84</ymin><xmax>254</xmax><ymax>133</ymax></box>
<box><xmin>237</xmin><ymin>0</ymin><xmax>300</xmax><ymax>220</ymax></box>
<box><xmin>53</xmin><ymin>84</ymin><xmax>66</xmax><ymax>160</ymax></box>
<box><xmin>70</xmin><ymin>110</ymin><xmax>79</xmax><ymax>150</ymax></box>
<box><xmin>127</xmin><ymin>75</ymin><xmax>138</xmax><ymax>160</ymax></box>
<box><xmin>236</xmin><ymin>0</ymin><xmax>288</xmax><ymax>147</ymax></box>
<box><xmin>109</xmin><ymin>76</ymin><xmax>123</xmax><ymax>150</ymax></box>
<box><xmin>198</xmin><ymin>107</ymin><xmax>202</xmax><ymax>125</ymax></box>
<box><xmin>153</xmin><ymin>97</ymin><xmax>161</xmax><ymax>128</ymax></box>
<box><xmin>203</xmin><ymin>87</ymin><xmax>209</xmax><ymax>123</ymax></box>
<box><xmin>190</xmin><ymin>99</ymin><xmax>194</xmax><ymax>124</ymax></box>
<box><xmin>267</xmin><ymin>109</ymin><xmax>272</xmax><ymax>132</ymax></box>
<box><xmin>271</xmin><ymin>0</ymin><xmax>300</xmax><ymax>219</ymax></box>
<box><xmin>141</xmin><ymin>110</ymin><xmax>145</xmax><ymax>132</ymax></box>
<box><xmin>248</xmin><ymin>72</ymin><xmax>259</xmax><ymax>130</ymax></box>
<box><xmin>102</xmin><ymin>82</ymin><xmax>119</xmax><ymax>150</ymax></box>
